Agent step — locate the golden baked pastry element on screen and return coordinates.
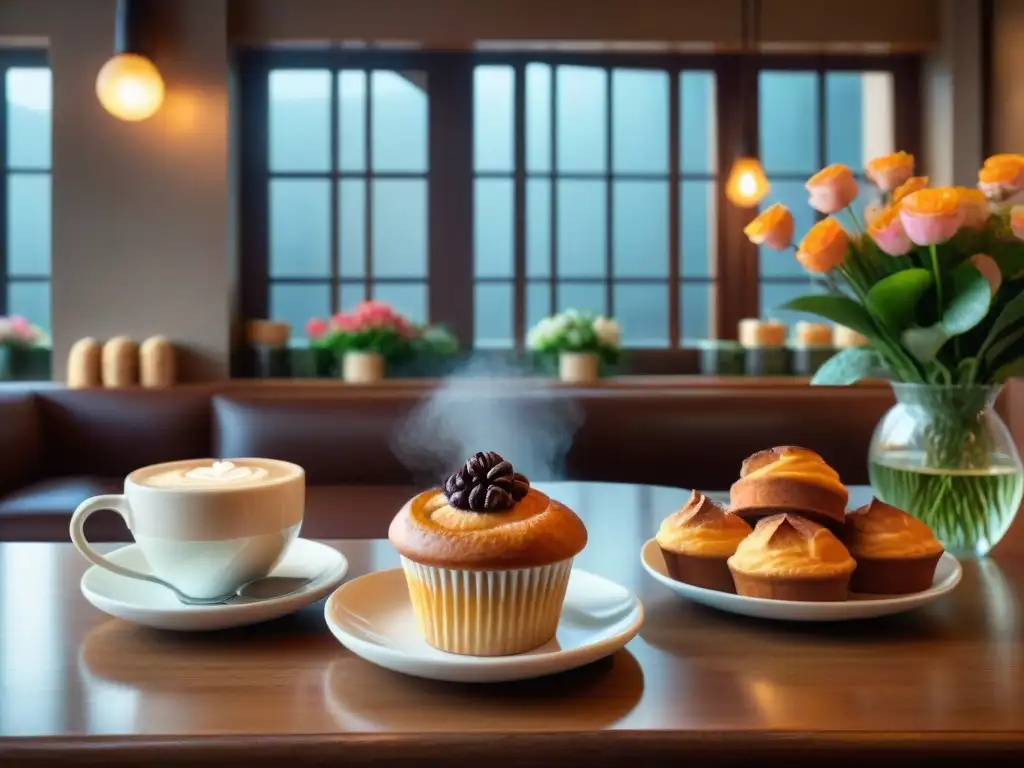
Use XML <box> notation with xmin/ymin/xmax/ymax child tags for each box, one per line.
<box><xmin>730</xmin><ymin>445</ymin><xmax>849</xmax><ymax>529</ymax></box>
<box><xmin>388</xmin><ymin>451</ymin><xmax>587</xmax><ymax>656</ymax></box>
<box><xmin>656</xmin><ymin>490</ymin><xmax>751</xmax><ymax>592</ymax></box>
<box><xmin>843</xmin><ymin>498</ymin><xmax>943</xmax><ymax>594</ymax></box>
<box><xmin>727</xmin><ymin>513</ymin><xmax>856</xmax><ymax>601</ymax></box>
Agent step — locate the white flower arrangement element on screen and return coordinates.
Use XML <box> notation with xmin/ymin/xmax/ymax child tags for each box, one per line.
<box><xmin>527</xmin><ymin>309</ymin><xmax>621</xmax><ymax>364</ymax></box>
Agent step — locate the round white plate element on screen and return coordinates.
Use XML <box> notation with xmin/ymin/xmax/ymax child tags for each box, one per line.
<box><xmin>80</xmin><ymin>538</ymin><xmax>348</xmax><ymax>631</ymax></box>
<box><xmin>324</xmin><ymin>567</ymin><xmax>644</xmax><ymax>683</ymax></box>
<box><xmin>640</xmin><ymin>538</ymin><xmax>961</xmax><ymax>622</ymax></box>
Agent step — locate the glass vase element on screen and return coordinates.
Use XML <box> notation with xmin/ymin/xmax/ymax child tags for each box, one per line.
<box><xmin>868</xmin><ymin>383</ymin><xmax>1024</xmax><ymax>558</ymax></box>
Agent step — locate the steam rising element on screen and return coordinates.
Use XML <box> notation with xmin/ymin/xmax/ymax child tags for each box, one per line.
<box><xmin>391</xmin><ymin>356</ymin><xmax>584</xmax><ymax>486</ymax></box>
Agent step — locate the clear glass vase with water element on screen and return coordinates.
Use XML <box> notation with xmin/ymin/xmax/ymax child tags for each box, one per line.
<box><xmin>868</xmin><ymin>383</ymin><xmax>1024</xmax><ymax>559</ymax></box>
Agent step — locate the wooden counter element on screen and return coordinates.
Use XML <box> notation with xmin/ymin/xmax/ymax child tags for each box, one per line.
<box><xmin>2</xmin><ymin>483</ymin><xmax>1023</xmax><ymax>766</ymax></box>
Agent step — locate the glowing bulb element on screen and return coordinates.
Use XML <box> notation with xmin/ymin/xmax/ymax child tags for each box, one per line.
<box><xmin>725</xmin><ymin>156</ymin><xmax>770</xmax><ymax>207</ymax></box>
<box><xmin>96</xmin><ymin>53</ymin><xmax>165</xmax><ymax>122</ymax></box>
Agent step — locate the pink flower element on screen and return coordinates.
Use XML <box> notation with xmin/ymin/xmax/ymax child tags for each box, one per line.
<box><xmin>306</xmin><ymin>318</ymin><xmax>329</xmax><ymax>339</ymax></box>
<box><xmin>331</xmin><ymin>312</ymin><xmax>359</xmax><ymax>332</ymax></box>
<box><xmin>970</xmin><ymin>253</ymin><xmax>1002</xmax><ymax>296</ymax></box>
<box><xmin>806</xmin><ymin>164</ymin><xmax>859</xmax><ymax>214</ymax></box>
<box><xmin>899</xmin><ymin>188</ymin><xmax>964</xmax><ymax>246</ymax></box>
<box><xmin>867</xmin><ymin>206</ymin><xmax>913</xmax><ymax>256</ymax></box>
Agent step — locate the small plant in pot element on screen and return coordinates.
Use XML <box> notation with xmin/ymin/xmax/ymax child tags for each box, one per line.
<box><xmin>527</xmin><ymin>310</ymin><xmax>621</xmax><ymax>383</ymax></box>
<box><xmin>308</xmin><ymin>301</ymin><xmax>416</xmax><ymax>383</ymax></box>
<box><xmin>744</xmin><ymin>151</ymin><xmax>1024</xmax><ymax>557</ymax></box>
<box><xmin>0</xmin><ymin>315</ymin><xmax>45</xmax><ymax>381</ymax></box>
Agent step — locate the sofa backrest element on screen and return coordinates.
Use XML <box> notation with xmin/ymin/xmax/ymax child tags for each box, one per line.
<box><xmin>0</xmin><ymin>389</ymin><xmax>42</xmax><ymax>495</ymax></box>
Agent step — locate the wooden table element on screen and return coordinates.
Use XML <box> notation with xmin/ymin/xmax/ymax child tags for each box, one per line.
<box><xmin>2</xmin><ymin>482</ymin><xmax>1023</xmax><ymax>766</ymax></box>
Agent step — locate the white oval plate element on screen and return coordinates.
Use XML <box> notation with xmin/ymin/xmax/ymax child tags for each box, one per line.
<box><xmin>80</xmin><ymin>538</ymin><xmax>348</xmax><ymax>631</ymax></box>
<box><xmin>324</xmin><ymin>567</ymin><xmax>643</xmax><ymax>683</ymax></box>
<box><xmin>640</xmin><ymin>538</ymin><xmax>961</xmax><ymax>622</ymax></box>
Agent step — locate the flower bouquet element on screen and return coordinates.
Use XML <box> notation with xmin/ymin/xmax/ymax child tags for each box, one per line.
<box><xmin>527</xmin><ymin>310</ymin><xmax>621</xmax><ymax>383</ymax></box>
<box><xmin>0</xmin><ymin>315</ymin><xmax>45</xmax><ymax>381</ymax></box>
<box><xmin>744</xmin><ymin>152</ymin><xmax>1024</xmax><ymax>556</ymax></box>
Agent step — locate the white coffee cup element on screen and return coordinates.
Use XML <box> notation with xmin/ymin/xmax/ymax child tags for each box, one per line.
<box><xmin>70</xmin><ymin>458</ymin><xmax>305</xmax><ymax>601</ymax></box>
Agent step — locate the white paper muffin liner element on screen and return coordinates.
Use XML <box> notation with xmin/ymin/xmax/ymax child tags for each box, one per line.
<box><xmin>399</xmin><ymin>556</ymin><xmax>574</xmax><ymax>656</ymax></box>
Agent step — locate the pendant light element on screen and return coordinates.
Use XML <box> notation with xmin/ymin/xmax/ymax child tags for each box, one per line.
<box><xmin>725</xmin><ymin>0</ymin><xmax>769</xmax><ymax>208</ymax></box>
<box><xmin>96</xmin><ymin>0</ymin><xmax>165</xmax><ymax>122</ymax></box>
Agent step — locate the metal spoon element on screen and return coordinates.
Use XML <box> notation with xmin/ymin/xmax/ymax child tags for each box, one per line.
<box><xmin>172</xmin><ymin>576</ymin><xmax>314</xmax><ymax>607</ymax></box>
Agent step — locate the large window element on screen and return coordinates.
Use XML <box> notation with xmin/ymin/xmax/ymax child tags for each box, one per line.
<box><xmin>0</xmin><ymin>53</ymin><xmax>51</xmax><ymax>334</ymax></box>
<box><xmin>239</xmin><ymin>51</ymin><xmax>919</xmax><ymax>372</ymax></box>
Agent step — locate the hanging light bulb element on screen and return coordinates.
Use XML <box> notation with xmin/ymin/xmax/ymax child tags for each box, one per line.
<box><xmin>725</xmin><ymin>156</ymin><xmax>770</xmax><ymax>208</ymax></box>
<box><xmin>96</xmin><ymin>0</ymin><xmax>165</xmax><ymax>122</ymax></box>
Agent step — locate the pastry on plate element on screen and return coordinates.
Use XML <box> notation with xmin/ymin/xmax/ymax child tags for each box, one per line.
<box><xmin>730</xmin><ymin>445</ymin><xmax>849</xmax><ymax>530</ymax></box>
<box><xmin>388</xmin><ymin>451</ymin><xmax>587</xmax><ymax>656</ymax></box>
<box><xmin>727</xmin><ymin>513</ymin><xmax>856</xmax><ymax>602</ymax></box>
<box><xmin>655</xmin><ymin>490</ymin><xmax>752</xmax><ymax>592</ymax></box>
<box><xmin>842</xmin><ymin>497</ymin><xmax>944</xmax><ymax>595</ymax></box>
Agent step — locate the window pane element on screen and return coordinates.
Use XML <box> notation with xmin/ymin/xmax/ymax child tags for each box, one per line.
<box><xmin>526</xmin><ymin>64</ymin><xmax>552</xmax><ymax>173</ymax></box>
<box><xmin>474</xmin><ymin>66</ymin><xmax>514</xmax><ymax>173</ymax></box>
<box><xmin>614</xmin><ymin>283</ymin><xmax>668</xmax><ymax>347</ymax></box>
<box><xmin>680</xmin><ymin>71</ymin><xmax>716</xmax><ymax>175</ymax></box>
<box><xmin>557</xmin><ymin>180</ymin><xmax>605</xmax><ymax>278</ymax></box>
<box><xmin>527</xmin><ymin>179</ymin><xmax>550</xmax><ymax>278</ymax></box>
<box><xmin>7</xmin><ymin>174</ymin><xmax>50</xmax><ymax>276</ymax></box>
<box><xmin>759</xmin><ymin>71</ymin><xmax>819</xmax><ymax>175</ymax></box>
<box><xmin>371</xmin><ymin>70</ymin><xmax>428</xmax><ymax>173</ymax></box>
<box><xmin>269</xmin><ymin>180</ymin><xmax>330</xmax><ymax>278</ymax></box>
<box><xmin>556</xmin><ymin>66</ymin><xmax>607</xmax><ymax>173</ymax></box>
<box><xmin>373</xmin><ymin>281</ymin><xmax>428</xmax><ymax>324</ymax></box>
<box><xmin>612</xmin><ymin>69</ymin><xmax>668</xmax><ymax>174</ymax></box>
<box><xmin>6</xmin><ymin>68</ymin><xmax>51</xmax><ymax>170</ymax></box>
<box><xmin>474</xmin><ymin>179</ymin><xmax>513</xmax><ymax>278</ymax></box>
<box><xmin>269</xmin><ymin>70</ymin><xmax>330</xmax><ymax>172</ymax></box>
<box><xmin>681</xmin><ymin>281</ymin><xmax>713</xmax><ymax>341</ymax></box>
<box><xmin>338</xmin><ymin>70</ymin><xmax>366</xmax><ymax>172</ymax></box>
<box><xmin>760</xmin><ymin>280</ymin><xmax>827</xmax><ymax>326</ymax></box>
<box><xmin>825</xmin><ymin>72</ymin><xmax>863</xmax><ymax>171</ymax></box>
<box><xmin>526</xmin><ymin>281</ymin><xmax>551</xmax><ymax>329</ymax></box>
<box><xmin>758</xmin><ymin>180</ymin><xmax>815</xmax><ymax>279</ymax></box>
<box><xmin>680</xmin><ymin>180</ymin><xmax>716</xmax><ymax>279</ymax></box>
<box><xmin>338</xmin><ymin>179</ymin><xmax>365</xmax><ymax>278</ymax></box>
<box><xmin>270</xmin><ymin>283</ymin><xmax>330</xmax><ymax>341</ymax></box>
<box><xmin>613</xmin><ymin>181</ymin><xmax>667</xmax><ymax>278</ymax></box>
<box><xmin>474</xmin><ymin>282</ymin><xmax>513</xmax><ymax>348</ymax></box>
<box><xmin>372</xmin><ymin>179</ymin><xmax>427</xmax><ymax>278</ymax></box>
<box><xmin>557</xmin><ymin>281</ymin><xmax>606</xmax><ymax>315</ymax></box>
<box><xmin>338</xmin><ymin>282</ymin><xmax>366</xmax><ymax>311</ymax></box>
<box><xmin>7</xmin><ymin>281</ymin><xmax>50</xmax><ymax>332</ymax></box>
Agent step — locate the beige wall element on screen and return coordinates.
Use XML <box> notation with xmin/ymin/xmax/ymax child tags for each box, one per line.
<box><xmin>991</xmin><ymin>0</ymin><xmax>1024</xmax><ymax>155</ymax></box>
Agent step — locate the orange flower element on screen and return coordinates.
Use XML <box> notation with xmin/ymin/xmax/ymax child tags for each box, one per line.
<box><xmin>956</xmin><ymin>187</ymin><xmax>990</xmax><ymax>228</ymax></box>
<box><xmin>899</xmin><ymin>187</ymin><xmax>964</xmax><ymax>246</ymax></box>
<box><xmin>978</xmin><ymin>154</ymin><xmax>1024</xmax><ymax>199</ymax></box>
<box><xmin>867</xmin><ymin>205</ymin><xmax>913</xmax><ymax>256</ymax></box>
<box><xmin>892</xmin><ymin>176</ymin><xmax>929</xmax><ymax>204</ymax></box>
<box><xmin>865</xmin><ymin>151</ymin><xmax>914</xmax><ymax>192</ymax></box>
<box><xmin>743</xmin><ymin>203</ymin><xmax>795</xmax><ymax>250</ymax></box>
<box><xmin>796</xmin><ymin>218</ymin><xmax>849</xmax><ymax>273</ymax></box>
<box><xmin>806</xmin><ymin>164</ymin><xmax>859</xmax><ymax>214</ymax></box>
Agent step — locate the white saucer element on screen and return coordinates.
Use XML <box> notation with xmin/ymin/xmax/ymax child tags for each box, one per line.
<box><xmin>641</xmin><ymin>538</ymin><xmax>961</xmax><ymax>622</ymax></box>
<box><xmin>80</xmin><ymin>538</ymin><xmax>349</xmax><ymax>631</ymax></box>
<box><xmin>324</xmin><ymin>567</ymin><xmax>643</xmax><ymax>683</ymax></box>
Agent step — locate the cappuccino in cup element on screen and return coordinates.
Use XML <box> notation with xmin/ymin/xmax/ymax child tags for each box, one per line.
<box><xmin>70</xmin><ymin>458</ymin><xmax>305</xmax><ymax>601</ymax></box>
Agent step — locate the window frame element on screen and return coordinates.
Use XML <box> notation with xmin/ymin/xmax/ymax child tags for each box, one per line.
<box><xmin>236</xmin><ymin>49</ymin><xmax>921</xmax><ymax>375</ymax></box>
<box><xmin>0</xmin><ymin>49</ymin><xmax>50</xmax><ymax>320</ymax></box>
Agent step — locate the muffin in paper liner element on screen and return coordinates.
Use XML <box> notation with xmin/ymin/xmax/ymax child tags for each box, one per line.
<box><xmin>400</xmin><ymin>556</ymin><xmax>574</xmax><ymax>656</ymax></box>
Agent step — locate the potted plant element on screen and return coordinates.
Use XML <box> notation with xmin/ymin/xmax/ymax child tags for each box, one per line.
<box><xmin>308</xmin><ymin>300</ymin><xmax>416</xmax><ymax>383</ymax></box>
<box><xmin>0</xmin><ymin>315</ymin><xmax>44</xmax><ymax>381</ymax></box>
<box><xmin>744</xmin><ymin>151</ymin><xmax>1024</xmax><ymax>557</ymax></box>
<box><xmin>527</xmin><ymin>310</ymin><xmax>621</xmax><ymax>383</ymax></box>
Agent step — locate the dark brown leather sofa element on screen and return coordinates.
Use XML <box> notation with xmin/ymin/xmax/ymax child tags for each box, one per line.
<box><xmin>0</xmin><ymin>380</ymin><xmax>901</xmax><ymax>543</ymax></box>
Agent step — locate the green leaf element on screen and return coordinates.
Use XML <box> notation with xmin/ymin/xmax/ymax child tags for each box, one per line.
<box><xmin>955</xmin><ymin>357</ymin><xmax>979</xmax><ymax>385</ymax></box>
<box><xmin>779</xmin><ymin>295</ymin><xmax>880</xmax><ymax>341</ymax></box>
<box><xmin>865</xmin><ymin>268</ymin><xmax>932</xmax><ymax>333</ymax></box>
<box><xmin>942</xmin><ymin>263</ymin><xmax>991</xmax><ymax>335</ymax></box>
<box><xmin>992</xmin><ymin>357</ymin><xmax>1024</xmax><ymax>383</ymax></box>
<box><xmin>979</xmin><ymin>291</ymin><xmax>1024</xmax><ymax>358</ymax></box>
<box><xmin>993</xmin><ymin>243</ymin><xmax>1024</xmax><ymax>279</ymax></box>
<box><xmin>985</xmin><ymin>326</ymin><xmax>1024</xmax><ymax>366</ymax></box>
<box><xmin>810</xmin><ymin>347</ymin><xmax>882</xmax><ymax>385</ymax></box>
<box><xmin>902</xmin><ymin>324</ymin><xmax>949</xmax><ymax>364</ymax></box>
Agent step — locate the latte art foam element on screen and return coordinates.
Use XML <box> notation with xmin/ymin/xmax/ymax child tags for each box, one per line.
<box><xmin>137</xmin><ymin>459</ymin><xmax>295</xmax><ymax>489</ymax></box>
